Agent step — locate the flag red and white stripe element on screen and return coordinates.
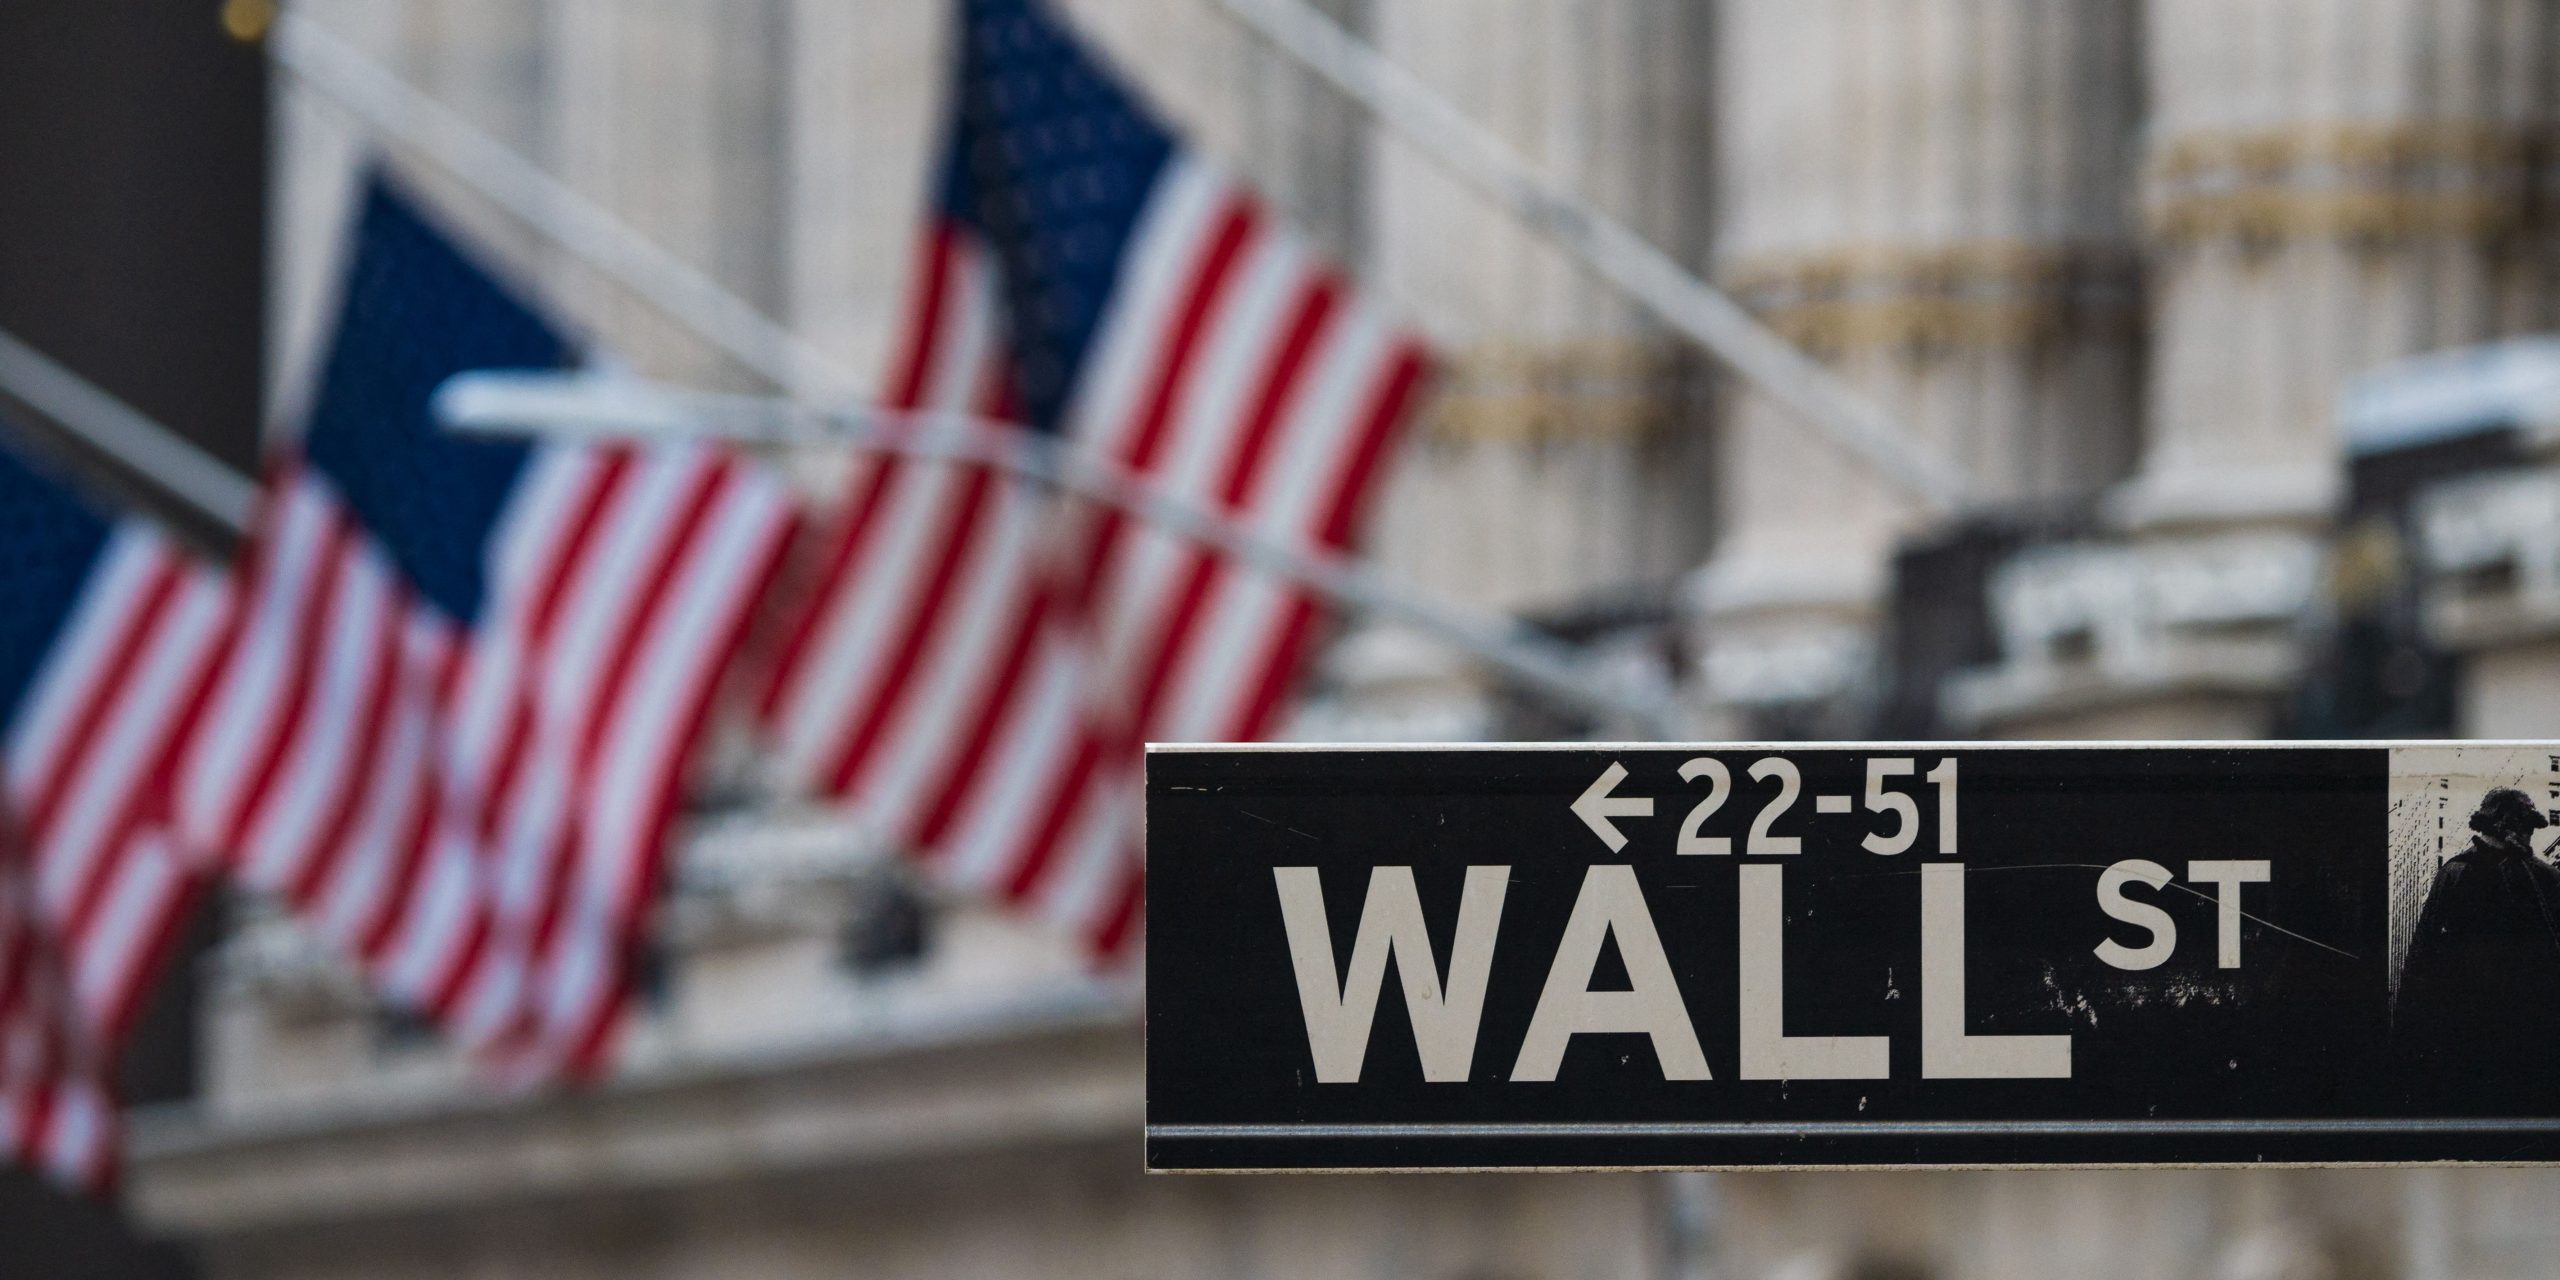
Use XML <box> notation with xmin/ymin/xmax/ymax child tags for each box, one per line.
<box><xmin>762</xmin><ymin>156</ymin><xmax>1427</xmax><ymax>955</ymax></box>
<box><xmin>2</xmin><ymin>526</ymin><xmax>231</xmax><ymax>1192</ymax></box>
<box><xmin>182</xmin><ymin>448</ymin><xmax>792</xmax><ymax>1078</ymax></box>
<box><xmin>0</xmin><ymin>831</ymin><xmax>121</xmax><ymax>1194</ymax></box>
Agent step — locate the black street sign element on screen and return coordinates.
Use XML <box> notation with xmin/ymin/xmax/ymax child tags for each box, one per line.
<box><xmin>1144</xmin><ymin>742</ymin><xmax>2560</xmax><ymax>1170</ymax></box>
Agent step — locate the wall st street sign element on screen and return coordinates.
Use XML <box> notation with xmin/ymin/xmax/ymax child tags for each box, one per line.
<box><xmin>1144</xmin><ymin>742</ymin><xmax>2560</xmax><ymax>1170</ymax></box>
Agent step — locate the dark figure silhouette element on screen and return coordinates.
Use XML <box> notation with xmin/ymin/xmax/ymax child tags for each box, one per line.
<box><xmin>2396</xmin><ymin>787</ymin><xmax>2560</xmax><ymax>1109</ymax></box>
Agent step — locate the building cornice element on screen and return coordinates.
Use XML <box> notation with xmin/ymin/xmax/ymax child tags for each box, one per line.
<box><xmin>127</xmin><ymin>991</ymin><xmax>1140</xmax><ymax>1241</ymax></box>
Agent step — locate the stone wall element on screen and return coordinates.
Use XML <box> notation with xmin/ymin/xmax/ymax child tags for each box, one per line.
<box><xmin>1692</xmin><ymin>0</ymin><xmax>2142</xmax><ymax>732</ymax></box>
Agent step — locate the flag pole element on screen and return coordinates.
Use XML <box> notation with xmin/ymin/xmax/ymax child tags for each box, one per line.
<box><xmin>1202</xmin><ymin>0</ymin><xmax>1972</xmax><ymax>515</ymax></box>
<box><xmin>0</xmin><ymin>328</ymin><xmax>259</xmax><ymax>534</ymax></box>
<box><xmin>439</xmin><ymin>371</ymin><xmax>1686</xmax><ymax>737</ymax></box>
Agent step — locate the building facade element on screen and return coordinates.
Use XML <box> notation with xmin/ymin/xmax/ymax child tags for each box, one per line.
<box><xmin>131</xmin><ymin>1</ymin><xmax>2560</xmax><ymax>1276</ymax></box>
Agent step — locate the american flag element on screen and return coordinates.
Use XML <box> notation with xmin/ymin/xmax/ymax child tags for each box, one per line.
<box><xmin>0</xmin><ymin>437</ymin><xmax>230</xmax><ymax>1192</ymax></box>
<box><xmin>178</xmin><ymin>177</ymin><xmax>795</xmax><ymax>1078</ymax></box>
<box><xmin>759</xmin><ymin>0</ymin><xmax>1428</xmax><ymax>954</ymax></box>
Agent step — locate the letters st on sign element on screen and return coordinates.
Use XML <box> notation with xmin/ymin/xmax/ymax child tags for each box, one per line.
<box><xmin>1144</xmin><ymin>743</ymin><xmax>2560</xmax><ymax>1171</ymax></box>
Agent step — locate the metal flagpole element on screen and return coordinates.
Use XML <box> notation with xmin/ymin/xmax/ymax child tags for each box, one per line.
<box><xmin>438</xmin><ymin>370</ymin><xmax>1684</xmax><ymax>736</ymax></box>
<box><xmin>1204</xmin><ymin>0</ymin><xmax>1973</xmax><ymax>516</ymax></box>
<box><xmin>0</xmin><ymin>327</ymin><xmax>259</xmax><ymax>534</ymax></box>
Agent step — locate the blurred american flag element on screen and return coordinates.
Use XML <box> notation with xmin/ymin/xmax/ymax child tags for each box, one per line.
<box><xmin>759</xmin><ymin>0</ymin><xmax>1428</xmax><ymax>956</ymax></box>
<box><xmin>0</xmin><ymin>439</ymin><xmax>228</xmax><ymax>1193</ymax></box>
<box><xmin>178</xmin><ymin>178</ymin><xmax>794</xmax><ymax>1081</ymax></box>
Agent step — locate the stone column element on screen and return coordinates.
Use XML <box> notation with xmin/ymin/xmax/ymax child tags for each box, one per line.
<box><xmin>1366</xmin><ymin>0</ymin><xmax>1714</xmax><ymax>620</ymax></box>
<box><xmin>275</xmin><ymin>0</ymin><xmax>798</xmax><ymax>407</ymax></box>
<box><xmin>1061</xmin><ymin>0</ymin><xmax>1370</xmax><ymax>266</ymax></box>
<box><xmin>398</xmin><ymin>0</ymin><xmax>554</xmax><ymax>261</ymax></box>
<box><xmin>2377</xmin><ymin>3</ymin><xmax>2560</xmax><ymax>744</ymax></box>
<box><xmin>2130</xmin><ymin>0</ymin><xmax>2554</xmax><ymax>528</ymax></box>
<box><xmin>1952</xmin><ymin>0</ymin><xmax>2558</xmax><ymax>739</ymax></box>
<box><xmin>1694</xmin><ymin>0</ymin><xmax>2142</xmax><ymax>735</ymax></box>
<box><xmin>547</xmin><ymin>0</ymin><xmax>790</xmax><ymax>388</ymax></box>
<box><xmin>272</xmin><ymin>0</ymin><xmax>537</xmax><ymax>432</ymax></box>
<box><xmin>782</xmin><ymin>0</ymin><xmax>946</xmax><ymax>388</ymax></box>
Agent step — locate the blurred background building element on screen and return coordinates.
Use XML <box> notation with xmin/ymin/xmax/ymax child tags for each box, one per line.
<box><xmin>12</xmin><ymin>0</ymin><xmax>2560</xmax><ymax>1276</ymax></box>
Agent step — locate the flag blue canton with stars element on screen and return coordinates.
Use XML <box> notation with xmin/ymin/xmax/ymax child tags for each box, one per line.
<box><xmin>302</xmin><ymin>173</ymin><xmax>574</xmax><ymax>625</ymax></box>
<box><xmin>944</xmin><ymin>0</ymin><xmax>1176</xmax><ymax>434</ymax></box>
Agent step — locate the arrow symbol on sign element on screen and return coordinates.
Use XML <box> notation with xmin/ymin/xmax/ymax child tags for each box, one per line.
<box><xmin>1571</xmin><ymin>761</ymin><xmax>1653</xmax><ymax>852</ymax></box>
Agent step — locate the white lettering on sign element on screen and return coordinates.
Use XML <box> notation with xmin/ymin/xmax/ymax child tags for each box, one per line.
<box><xmin>1858</xmin><ymin>757</ymin><xmax>1919</xmax><ymax>855</ymax></box>
<box><xmin>2093</xmin><ymin>859</ymin><xmax>2179</xmax><ymax>971</ymax></box>
<box><xmin>1273</xmin><ymin>865</ymin><xmax>1509</xmax><ymax>1083</ymax></box>
<box><xmin>1570</xmin><ymin>761</ymin><xmax>1653</xmax><ymax>852</ymax></box>
<box><xmin>1259</xmin><ymin>751</ymin><xmax>2309</xmax><ymax>1085</ymax></box>
<box><xmin>1922</xmin><ymin>863</ymin><xmax>2072</xmax><ymax>1079</ymax></box>
<box><xmin>1674</xmin><ymin>757</ymin><xmax>1733</xmax><ymax>856</ymax></box>
<box><xmin>1737</xmin><ymin>864</ymin><xmax>1889</xmax><ymax>1080</ymax></box>
<box><xmin>1602</xmin><ymin>756</ymin><xmax>1963</xmax><ymax>859</ymax></box>
<box><xmin>1512</xmin><ymin>865</ymin><xmax>1712</xmax><ymax>1081</ymax></box>
<box><xmin>2188</xmin><ymin>860</ymin><xmax>2273</xmax><ymax>969</ymax></box>
<box><xmin>1272</xmin><ymin>861</ymin><xmax>2090</xmax><ymax>1083</ymax></box>
<box><xmin>2092</xmin><ymin>858</ymin><xmax>2275</xmax><ymax>971</ymax></box>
